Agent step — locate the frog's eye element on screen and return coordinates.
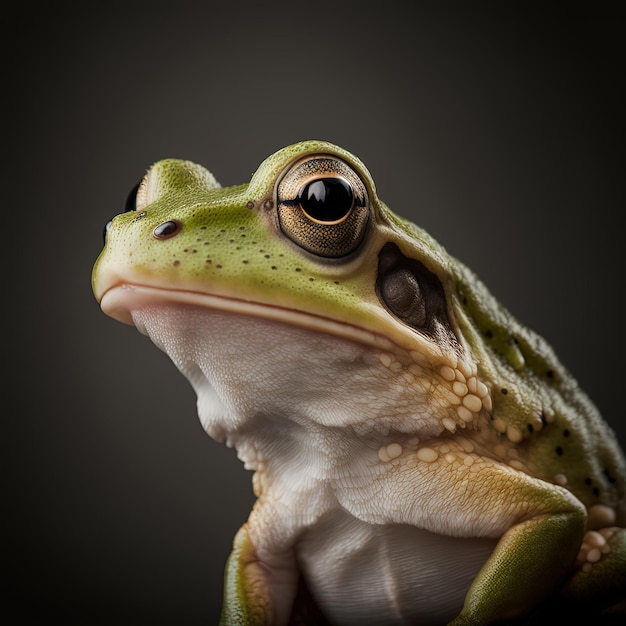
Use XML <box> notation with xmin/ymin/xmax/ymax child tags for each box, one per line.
<box><xmin>276</xmin><ymin>156</ymin><xmax>370</xmax><ymax>258</ymax></box>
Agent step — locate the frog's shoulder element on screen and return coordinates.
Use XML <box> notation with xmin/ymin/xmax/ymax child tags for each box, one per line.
<box><xmin>446</xmin><ymin>259</ymin><xmax>625</xmax><ymax>518</ymax></box>
<box><xmin>450</xmin><ymin>256</ymin><xmax>592</xmax><ymax>435</ymax></box>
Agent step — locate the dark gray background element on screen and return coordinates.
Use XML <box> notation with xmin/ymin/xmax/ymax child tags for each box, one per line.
<box><xmin>6</xmin><ymin>4</ymin><xmax>624</xmax><ymax>624</ymax></box>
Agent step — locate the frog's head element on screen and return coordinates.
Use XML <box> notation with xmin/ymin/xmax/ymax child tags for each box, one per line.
<box><xmin>93</xmin><ymin>140</ymin><xmax>463</xmax><ymax>361</ymax></box>
<box><xmin>92</xmin><ymin>141</ymin><xmax>487</xmax><ymax>439</ymax></box>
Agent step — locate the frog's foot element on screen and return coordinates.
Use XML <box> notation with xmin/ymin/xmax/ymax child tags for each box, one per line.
<box><xmin>455</xmin><ymin>529</ymin><xmax>626</xmax><ymax>626</ymax></box>
<box><xmin>561</xmin><ymin>526</ymin><xmax>626</xmax><ymax>613</ymax></box>
<box><xmin>575</xmin><ymin>527</ymin><xmax>619</xmax><ymax>570</ymax></box>
<box><xmin>499</xmin><ymin>529</ymin><xmax>626</xmax><ymax>625</ymax></box>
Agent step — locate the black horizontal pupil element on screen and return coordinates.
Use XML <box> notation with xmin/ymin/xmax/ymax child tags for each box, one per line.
<box><xmin>298</xmin><ymin>178</ymin><xmax>353</xmax><ymax>222</ymax></box>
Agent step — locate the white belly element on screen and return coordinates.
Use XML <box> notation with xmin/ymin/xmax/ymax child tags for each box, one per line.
<box><xmin>296</xmin><ymin>509</ymin><xmax>497</xmax><ymax>625</ymax></box>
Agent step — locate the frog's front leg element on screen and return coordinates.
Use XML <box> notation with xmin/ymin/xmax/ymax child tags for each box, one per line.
<box><xmin>220</xmin><ymin>523</ymin><xmax>298</xmax><ymax>626</ymax></box>
<box><xmin>336</xmin><ymin>442</ymin><xmax>588</xmax><ymax>625</ymax></box>
<box><xmin>448</xmin><ymin>505</ymin><xmax>586</xmax><ymax>625</ymax></box>
<box><xmin>448</xmin><ymin>497</ymin><xmax>626</xmax><ymax>623</ymax></box>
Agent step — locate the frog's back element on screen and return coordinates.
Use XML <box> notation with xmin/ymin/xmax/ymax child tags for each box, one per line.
<box><xmin>523</xmin><ymin>386</ymin><xmax>626</xmax><ymax>527</ymax></box>
<box><xmin>452</xmin><ymin>260</ymin><xmax>626</xmax><ymax>527</ymax></box>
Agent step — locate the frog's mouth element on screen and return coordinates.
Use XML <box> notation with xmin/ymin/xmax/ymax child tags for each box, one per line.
<box><xmin>100</xmin><ymin>283</ymin><xmax>396</xmax><ymax>351</ymax></box>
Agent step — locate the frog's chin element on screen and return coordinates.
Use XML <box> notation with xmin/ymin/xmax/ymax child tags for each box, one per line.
<box><xmin>100</xmin><ymin>283</ymin><xmax>395</xmax><ymax>351</ymax></box>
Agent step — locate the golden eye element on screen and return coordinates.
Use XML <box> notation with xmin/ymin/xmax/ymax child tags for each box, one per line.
<box><xmin>276</xmin><ymin>156</ymin><xmax>370</xmax><ymax>258</ymax></box>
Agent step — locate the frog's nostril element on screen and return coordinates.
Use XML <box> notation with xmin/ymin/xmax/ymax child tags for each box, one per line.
<box><xmin>153</xmin><ymin>220</ymin><xmax>182</xmax><ymax>239</ymax></box>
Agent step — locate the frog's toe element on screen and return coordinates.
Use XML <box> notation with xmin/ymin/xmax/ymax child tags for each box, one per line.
<box><xmin>576</xmin><ymin>527</ymin><xmax>620</xmax><ymax>569</ymax></box>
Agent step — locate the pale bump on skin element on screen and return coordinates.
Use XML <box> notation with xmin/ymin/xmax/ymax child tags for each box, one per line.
<box><xmin>429</xmin><ymin>361</ymin><xmax>494</xmax><ymax>434</ymax></box>
<box><xmin>413</xmin><ymin>374</ymin><xmax>547</xmax><ymax>478</ymax></box>
<box><xmin>371</xmin><ymin>345</ymin><xmax>552</xmax><ymax>485</ymax></box>
<box><xmin>377</xmin><ymin>437</ymin><xmax>490</xmax><ymax>482</ymax></box>
<box><xmin>416</xmin><ymin>447</ymin><xmax>439</xmax><ymax>463</ymax></box>
<box><xmin>362</xmin><ymin>348</ymin><xmax>498</xmax><ymax>441</ymax></box>
<box><xmin>588</xmin><ymin>503</ymin><xmax>617</xmax><ymax>529</ymax></box>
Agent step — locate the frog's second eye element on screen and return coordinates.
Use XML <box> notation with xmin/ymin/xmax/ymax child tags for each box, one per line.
<box><xmin>276</xmin><ymin>156</ymin><xmax>370</xmax><ymax>259</ymax></box>
<box><xmin>125</xmin><ymin>180</ymin><xmax>141</xmax><ymax>213</ymax></box>
<box><xmin>102</xmin><ymin>179</ymin><xmax>145</xmax><ymax>243</ymax></box>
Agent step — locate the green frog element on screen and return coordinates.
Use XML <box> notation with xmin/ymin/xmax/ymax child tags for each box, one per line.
<box><xmin>91</xmin><ymin>140</ymin><xmax>626</xmax><ymax>624</ymax></box>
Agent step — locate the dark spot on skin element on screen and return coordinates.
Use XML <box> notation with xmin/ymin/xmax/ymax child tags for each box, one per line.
<box><xmin>309</xmin><ymin>277</ymin><xmax>314</xmax><ymax>281</ymax></box>
<box><xmin>593</xmin><ymin>487</ymin><xmax>600</xmax><ymax>496</ymax></box>
<box><xmin>173</xmin><ymin>260</ymin><xmax>180</xmax><ymax>267</ymax></box>
<box><xmin>206</xmin><ymin>259</ymin><xmax>212</xmax><ymax>264</ymax></box>
<box><xmin>485</xmin><ymin>330</ymin><xmax>493</xmax><ymax>339</ymax></box>
<box><xmin>546</xmin><ymin>370</ymin><xmax>554</xmax><ymax>379</ymax></box>
<box><xmin>200</xmin><ymin>225</ymin><xmax>207</xmax><ymax>229</ymax></box>
<box><xmin>603</xmin><ymin>468</ymin><xmax>617</xmax><ymax>484</ymax></box>
<box><xmin>334</xmin><ymin>281</ymin><xmax>340</xmax><ymax>285</ymax></box>
<box><xmin>585</xmin><ymin>477</ymin><xmax>592</xmax><ymax>485</ymax></box>
<box><xmin>527</xmin><ymin>424</ymin><xmax>534</xmax><ymax>432</ymax></box>
<box><xmin>271</xmin><ymin>266</ymin><xmax>277</xmax><ymax>270</ymax></box>
<box><xmin>239</xmin><ymin>226</ymin><xmax>245</xmax><ymax>230</ymax></box>
<box><xmin>229</xmin><ymin>239</ymin><xmax>235</xmax><ymax>243</ymax></box>
<box><xmin>242</xmin><ymin>260</ymin><xmax>248</xmax><ymax>264</ymax></box>
<box><xmin>216</xmin><ymin>264</ymin><xmax>222</xmax><ymax>269</ymax></box>
<box><xmin>220</xmin><ymin>229</ymin><xmax>226</xmax><ymax>233</ymax></box>
<box><xmin>264</xmin><ymin>255</ymin><xmax>270</xmax><ymax>259</ymax></box>
<box><xmin>295</xmin><ymin>268</ymin><xmax>301</xmax><ymax>272</ymax></box>
<box><xmin>501</xmin><ymin>388</ymin><xmax>508</xmax><ymax>395</ymax></box>
<box><xmin>555</xmin><ymin>446</ymin><xmax>563</xmax><ymax>456</ymax></box>
<box><xmin>563</xmin><ymin>429</ymin><xmax>570</xmax><ymax>437</ymax></box>
<box><xmin>462</xmin><ymin>296</ymin><xmax>468</xmax><ymax>305</ymax></box>
<box><xmin>246</xmin><ymin>201</ymin><xmax>255</xmax><ymax>209</ymax></box>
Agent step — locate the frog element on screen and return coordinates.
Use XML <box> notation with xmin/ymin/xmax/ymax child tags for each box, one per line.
<box><xmin>91</xmin><ymin>140</ymin><xmax>626</xmax><ymax>625</ymax></box>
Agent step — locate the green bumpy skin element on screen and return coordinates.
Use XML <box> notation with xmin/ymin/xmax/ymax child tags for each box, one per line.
<box><xmin>92</xmin><ymin>141</ymin><xmax>626</xmax><ymax>624</ymax></box>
